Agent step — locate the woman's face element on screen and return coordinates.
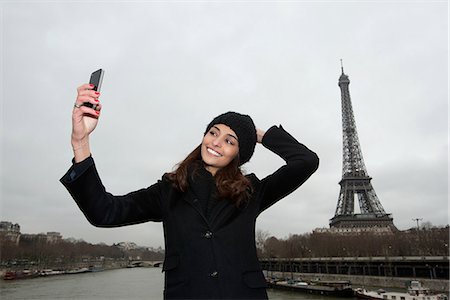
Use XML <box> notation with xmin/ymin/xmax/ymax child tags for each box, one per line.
<box><xmin>201</xmin><ymin>124</ymin><xmax>239</xmax><ymax>176</ymax></box>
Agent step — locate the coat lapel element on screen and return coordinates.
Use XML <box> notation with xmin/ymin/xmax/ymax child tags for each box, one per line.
<box><xmin>182</xmin><ymin>165</ymin><xmax>243</xmax><ymax>229</ymax></box>
<box><xmin>208</xmin><ymin>198</ymin><xmax>241</xmax><ymax>229</ymax></box>
<box><xmin>182</xmin><ymin>190</ymin><xmax>210</xmax><ymax>226</ymax></box>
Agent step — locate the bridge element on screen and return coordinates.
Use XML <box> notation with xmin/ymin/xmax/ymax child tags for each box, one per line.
<box><xmin>260</xmin><ymin>256</ymin><xmax>449</xmax><ymax>292</ymax></box>
<box><xmin>126</xmin><ymin>261</ymin><xmax>163</xmax><ymax>268</ymax></box>
<box><xmin>259</xmin><ymin>256</ymin><xmax>449</xmax><ymax>280</ymax></box>
<box><xmin>129</xmin><ymin>256</ymin><xmax>449</xmax><ymax>280</ymax></box>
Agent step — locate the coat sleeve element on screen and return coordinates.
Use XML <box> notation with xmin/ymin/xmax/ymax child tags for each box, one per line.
<box><xmin>60</xmin><ymin>156</ymin><xmax>163</xmax><ymax>227</ymax></box>
<box><xmin>257</xmin><ymin>125</ymin><xmax>319</xmax><ymax>213</ymax></box>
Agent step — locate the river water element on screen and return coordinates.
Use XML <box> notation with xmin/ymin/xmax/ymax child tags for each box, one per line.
<box><xmin>0</xmin><ymin>267</ymin><xmax>357</xmax><ymax>299</ymax></box>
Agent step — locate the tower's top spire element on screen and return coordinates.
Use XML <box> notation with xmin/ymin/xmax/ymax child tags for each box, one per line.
<box><xmin>338</xmin><ymin>59</ymin><xmax>350</xmax><ymax>85</ymax></box>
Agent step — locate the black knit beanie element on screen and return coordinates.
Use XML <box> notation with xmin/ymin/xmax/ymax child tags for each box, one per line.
<box><xmin>204</xmin><ymin>112</ymin><xmax>257</xmax><ymax>165</ymax></box>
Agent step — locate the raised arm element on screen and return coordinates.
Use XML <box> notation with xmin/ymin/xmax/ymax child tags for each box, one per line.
<box><xmin>60</xmin><ymin>158</ymin><xmax>163</xmax><ymax>227</ymax></box>
<box><xmin>72</xmin><ymin>83</ymin><xmax>102</xmax><ymax>162</ymax></box>
<box><xmin>61</xmin><ymin>84</ymin><xmax>163</xmax><ymax>227</ymax></box>
<box><xmin>257</xmin><ymin>125</ymin><xmax>319</xmax><ymax>213</ymax></box>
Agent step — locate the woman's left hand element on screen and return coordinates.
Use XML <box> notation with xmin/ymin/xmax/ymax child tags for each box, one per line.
<box><xmin>256</xmin><ymin>128</ymin><xmax>266</xmax><ymax>143</ymax></box>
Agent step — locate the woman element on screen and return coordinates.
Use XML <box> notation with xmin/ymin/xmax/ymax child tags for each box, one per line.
<box><xmin>61</xmin><ymin>83</ymin><xmax>319</xmax><ymax>299</ymax></box>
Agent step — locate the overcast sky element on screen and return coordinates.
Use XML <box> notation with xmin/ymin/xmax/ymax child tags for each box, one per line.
<box><xmin>1</xmin><ymin>1</ymin><xmax>448</xmax><ymax>248</ymax></box>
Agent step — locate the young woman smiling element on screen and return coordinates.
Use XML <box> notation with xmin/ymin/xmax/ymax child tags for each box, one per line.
<box><xmin>61</xmin><ymin>84</ymin><xmax>319</xmax><ymax>299</ymax></box>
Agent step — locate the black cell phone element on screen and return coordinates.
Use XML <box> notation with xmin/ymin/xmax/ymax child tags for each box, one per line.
<box><xmin>83</xmin><ymin>69</ymin><xmax>105</xmax><ymax>108</ymax></box>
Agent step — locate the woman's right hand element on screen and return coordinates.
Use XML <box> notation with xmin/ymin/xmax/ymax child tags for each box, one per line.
<box><xmin>71</xmin><ymin>84</ymin><xmax>102</xmax><ymax>162</ymax></box>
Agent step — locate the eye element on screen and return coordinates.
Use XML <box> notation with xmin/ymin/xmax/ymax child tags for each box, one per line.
<box><xmin>209</xmin><ymin>130</ymin><xmax>218</xmax><ymax>136</ymax></box>
<box><xmin>226</xmin><ymin>138</ymin><xmax>236</xmax><ymax>146</ymax></box>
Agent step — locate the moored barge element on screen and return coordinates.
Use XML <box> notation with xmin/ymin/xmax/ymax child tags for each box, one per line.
<box><xmin>267</xmin><ymin>277</ymin><xmax>354</xmax><ymax>297</ymax></box>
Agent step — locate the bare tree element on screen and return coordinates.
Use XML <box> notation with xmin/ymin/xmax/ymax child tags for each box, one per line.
<box><xmin>255</xmin><ymin>229</ymin><xmax>270</xmax><ymax>258</ymax></box>
<box><xmin>259</xmin><ymin>225</ymin><xmax>449</xmax><ymax>258</ymax></box>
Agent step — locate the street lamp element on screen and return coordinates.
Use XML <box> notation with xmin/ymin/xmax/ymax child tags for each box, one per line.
<box><xmin>412</xmin><ymin>218</ymin><xmax>422</xmax><ymax>231</ymax></box>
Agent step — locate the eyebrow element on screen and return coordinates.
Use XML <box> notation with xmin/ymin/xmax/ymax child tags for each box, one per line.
<box><xmin>213</xmin><ymin>125</ymin><xmax>238</xmax><ymax>141</ymax></box>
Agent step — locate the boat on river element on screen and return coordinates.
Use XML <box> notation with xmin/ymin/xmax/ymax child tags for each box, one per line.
<box><xmin>65</xmin><ymin>267</ymin><xmax>90</xmax><ymax>274</ymax></box>
<box><xmin>266</xmin><ymin>276</ymin><xmax>354</xmax><ymax>297</ymax></box>
<box><xmin>2</xmin><ymin>270</ymin><xmax>39</xmax><ymax>280</ymax></box>
<box><xmin>39</xmin><ymin>269</ymin><xmax>65</xmax><ymax>276</ymax></box>
<box><xmin>354</xmin><ymin>280</ymin><xmax>448</xmax><ymax>300</ymax></box>
<box><xmin>3</xmin><ymin>267</ymin><xmax>95</xmax><ymax>280</ymax></box>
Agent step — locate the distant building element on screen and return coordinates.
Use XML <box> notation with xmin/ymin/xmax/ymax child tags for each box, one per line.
<box><xmin>0</xmin><ymin>221</ymin><xmax>21</xmax><ymax>244</ymax></box>
<box><xmin>147</xmin><ymin>246</ymin><xmax>165</xmax><ymax>254</ymax></box>
<box><xmin>20</xmin><ymin>233</ymin><xmax>48</xmax><ymax>243</ymax></box>
<box><xmin>314</xmin><ymin>226</ymin><xmax>393</xmax><ymax>235</ymax></box>
<box><xmin>64</xmin><ymin>237</ymin><xmax>85</xmax><ymax>243</ymax></box>
<box><xmin>115</xmin><ymin>241</ymin><xmax>139</xmax><ymax>251</ymax></box>
<box><xmin>20</xmin><ymin>232</ymin><xmax>62</xmax><ymax>244</ymax></box>
<box><xmin>0</xmin><ymin>221</ymin><xmax>20</xmax><ymax>233</ymax></box>
<box><xmin>1</xmin><ymin>220</ymin><xmax>64</xmax><ymax>244</ymax></box>
<box><xmin>46</xmin><ymin>232</ymin><xmax>62</xmax><ymax>243</ymax></box>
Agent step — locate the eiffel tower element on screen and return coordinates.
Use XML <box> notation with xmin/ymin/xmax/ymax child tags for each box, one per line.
<box><xmin>330</xmin><ymin>62</ymin><xmax>396</xmax><ymax>231</ymax></box>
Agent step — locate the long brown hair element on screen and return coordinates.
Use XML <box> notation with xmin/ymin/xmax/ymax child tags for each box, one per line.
<box><xmin>165</xmin><ymin>145</ymin><xmax>253</xmax><ymax>207</ymax></box>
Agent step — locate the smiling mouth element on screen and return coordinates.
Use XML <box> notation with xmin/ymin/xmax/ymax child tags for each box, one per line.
<box><xmin>207</xmin><ymin>147</ymin><xmax>223</xmax><ymax>157</ymax></box>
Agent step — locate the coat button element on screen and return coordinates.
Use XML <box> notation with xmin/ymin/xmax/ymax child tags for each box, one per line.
<box><xmin>204</xmin><ymin>231</ymin><xmax>213</xmax><ymax>239</ymax></box>
<box><xmin>210</xmin><ymin>271</ymin><xmax>219</xmax><ymax>278</ymax></box>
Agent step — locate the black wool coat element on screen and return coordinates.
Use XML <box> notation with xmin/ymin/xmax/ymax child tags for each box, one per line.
<box><xmin>60</xmin><ymin>125</ymin><xmax>319</xmax><ymax>300</ymax></box>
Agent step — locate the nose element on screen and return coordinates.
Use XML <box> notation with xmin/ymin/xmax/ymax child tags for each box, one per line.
<box><xmin>212</xmin><ymin>136</ymin><xmax>222</xmax><ymax>147</ymax></box>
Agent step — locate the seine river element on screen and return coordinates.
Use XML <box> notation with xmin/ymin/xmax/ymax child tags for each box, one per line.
<box><xmin>0</xmin><ymin>267</ymin><xmax>358</xmax><ymax>300</ymax></box>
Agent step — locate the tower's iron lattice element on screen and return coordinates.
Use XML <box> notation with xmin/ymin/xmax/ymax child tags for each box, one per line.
<box><xmin>330</xmin><ymin>64</ymin><xmax>395</xmax><ymax>230</ymax></box>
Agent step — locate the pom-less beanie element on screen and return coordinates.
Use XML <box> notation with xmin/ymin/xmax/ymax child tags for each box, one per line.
<box><xmin>205</xmin><ymin>112</ymin><xmax>257</xmax><ymax>165</ymax></box>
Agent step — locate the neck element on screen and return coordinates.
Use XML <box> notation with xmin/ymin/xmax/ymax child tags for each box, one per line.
<box><xmin>204</xmin><ymin>164</ymin><xmax>218</xmax><ymax>176</ymax></box>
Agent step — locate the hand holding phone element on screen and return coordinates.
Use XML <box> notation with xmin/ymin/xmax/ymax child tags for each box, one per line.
<box><xmin>83</xmin><ymin>69</ymin><xmax>104</xmax><ymax>109</ymax></box>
